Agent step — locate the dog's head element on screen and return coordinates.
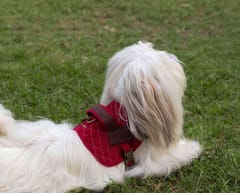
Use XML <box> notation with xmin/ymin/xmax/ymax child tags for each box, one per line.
<box><xmin>100</xmin><ymin>41</ymin><xmax>186</xmax><ymax>148</ymax></box>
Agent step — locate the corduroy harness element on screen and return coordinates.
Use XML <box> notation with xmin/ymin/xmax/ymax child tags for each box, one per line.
<box><xmin>73</xmin><ymin>101</ymin><xmax>141</xmax><ymax>169</ymax></box>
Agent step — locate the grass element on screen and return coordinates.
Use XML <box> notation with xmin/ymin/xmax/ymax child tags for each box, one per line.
<box><xmin>0</xmin><ymin>0</ymin><xmax>239</xmax><ymax>192</ymax></box>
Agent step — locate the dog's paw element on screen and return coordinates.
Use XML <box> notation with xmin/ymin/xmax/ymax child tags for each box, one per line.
<box><xmin>0</xmin><ymin>104</ymin><xmax>13</xmax><ymax>117</ymax></box>
<box><xmin>0</xmin><ymin>128</ymin><xmax>7</xmax><ymax>136</ymax></box>
<box><xmin>0</xmin><ymin>108</ymin><xmax>14</xmax><ymax>136</ymax></box>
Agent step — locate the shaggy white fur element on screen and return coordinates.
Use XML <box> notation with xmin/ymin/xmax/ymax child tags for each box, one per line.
<box><xmin>0</xmin><ymin>41</ymin><xmax>201</xmax><ymax>193</ymax></box>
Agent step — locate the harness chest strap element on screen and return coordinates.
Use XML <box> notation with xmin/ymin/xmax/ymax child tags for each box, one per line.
<box><xmin>87</xmin><ymin>104</ymin><xmax>135</xmax><ymax>145</ymax></box>
<box><xmin>87</xmin><ymin>104</ymin><xmax>136</xmax><ymax>168</ymax></box>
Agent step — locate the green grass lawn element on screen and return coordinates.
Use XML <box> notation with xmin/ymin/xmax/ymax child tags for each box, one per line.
<box><xmin>0</xmin><ymin>0</ymin><xmax>239</xmax><ymax>192</ymax></box>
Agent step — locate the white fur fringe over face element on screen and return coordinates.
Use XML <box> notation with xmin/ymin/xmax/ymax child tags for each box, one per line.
<box><xmin>0</xmin><ymin>41</ymin><xmax>201</xmax><ymax>193</ymax></box>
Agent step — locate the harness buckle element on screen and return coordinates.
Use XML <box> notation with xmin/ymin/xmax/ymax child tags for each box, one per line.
<box><xmin>124</xmin><ymin>149</ymin><xmax>134</xmax><ymax>170</ymax></box>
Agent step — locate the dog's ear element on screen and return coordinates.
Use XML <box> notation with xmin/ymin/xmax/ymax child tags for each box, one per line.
<box><xmin>120</xmin><ymin>77</ymin><xmax>174</xmax><ymax>147</ymax></box>
<box><xmin>118</xmin><ymin>54</ymin><xmax>185</xmax><ymax>148</ymax></box>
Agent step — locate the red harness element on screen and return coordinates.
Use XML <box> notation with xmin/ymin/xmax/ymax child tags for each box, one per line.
<box><xmin>73</xmin><ymin>101</ymin><xmax>141</xmax><ymax>168</ymax></box>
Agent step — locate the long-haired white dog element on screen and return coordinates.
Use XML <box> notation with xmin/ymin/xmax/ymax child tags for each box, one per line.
<box><xmin>0</xmin><ymin>41</ymin><xmax>201</xmax><ymax>193</ymax></box>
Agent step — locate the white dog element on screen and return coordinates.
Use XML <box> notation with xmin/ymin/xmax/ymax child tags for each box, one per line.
<box><xmin>0</xmin><ymin>41</ymin><xmax>201</xmax><ymax>193</ymax></box>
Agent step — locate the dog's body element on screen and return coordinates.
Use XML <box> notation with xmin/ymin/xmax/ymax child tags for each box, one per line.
<box><xmin>0</xmin><ymin>42</ymin><xmax>201</xmax><ymax>193</ymax></box>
